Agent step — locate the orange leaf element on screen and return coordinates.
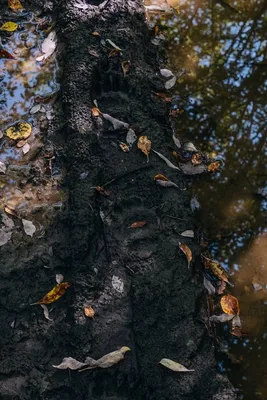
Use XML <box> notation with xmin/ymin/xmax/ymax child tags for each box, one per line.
<box><xmin>95</xmin><ymin>186</ymin><xmax>110</xmax><ymax>196</ymax></box>
<box><xmin>179</xmin><ymin>242</ymin><xmax>192</xmax><ymax>268</ymax></box>
<box><xmin>8</xmin><ymin>0</ymin><xmax>23</xmax><ymax>11</ymax></box>
<box><xmin>33</xmin><ymin>282</ymin><xmax>70</xmax><ymax>305</ymax></box>
<box><xmin>119</xmin><ymin>142</ymin><xmax>129</xmax><ymax>152</ymax></box>
<box><xmin>92</xmin><ymin>31</ymin><xmax>100</xmax><ymax>36</ymax></box>
<box><xmin>220</xmin><ymin>294</ymin><xmax>239</xmax><ymax>315</ymax></box>
<box><xmin>191</xmin><ymin>153</ymin><xmax>202</xmax><ymax>165</ymax></box>
<box><xmin>128</xmin><ymin>221</ymin><xmax>147</xmax><ymax>229</ymax></box>
<box><xmin>208</xmin><ymin>161</ymin><xmax>221</xmax><ymax>172</ymax></box>
<box><xmin>0</xmin><ymin>48</ymin><xmax>16</xmax><ymax>59</ymax></box>
<box><xmin>231</xmin><ymin>327</ymin><xmax>248</xmax><ymax>337</ymax></box>
<box><xmin>84</xmin><ymin>306</ymin><xmax>95</xmax><ymax>318</ymax></box>
<box><xmin>154</xmin><ymin>174</ymin><xmax>168</xmax><ymax>181</ymax></box>
<box><xmin>137</xmin><ymin>136</ymin><xmax>151</xmax><ymax>162</ymax></box>
<box><xmin>91</xmin><ymin>107</ymin><xmax>101</xmax><ymax>117</ymax></box>
<box><xmin>121</xmin><ymin>60</ymin><xmax>131</xmax><ymax>77</ymax></box>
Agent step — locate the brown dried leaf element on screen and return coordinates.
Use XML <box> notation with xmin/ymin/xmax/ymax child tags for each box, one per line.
<box><xmin>208</xmin><ymin>161</ymin><xmax>222</xmax><ymax>172</ymax></box>
<box><xmin>92</xmin><ymin>31</ymin><xmax>100</xmax><ymax>36</ymax></box>
<box><xmin>95</xmin><ymin>186</ymin><xmax>110</xmax><ymax>196</ymax></box>
<box><xmin>4</xmin><ymin>205</ymin><xmax>17</xmax><ymax>217</ymax></box>
<box><xmin>179</xmin><ymin>242</ymin><xmax>192</xmax><ymax>268</ymax></box>
<box><xmin>220</xmin><ymin>294</ymin><xmax>240</xmax><ymax>315</ymax></box>
<box><xmin>119</xmin><ymin>142</ymin><xmax>129</xmax><ymax>152</ymax></box>
<box><xmin>128</xmin><ymin>221</ymin><xmax>147</xmax><ymax>229</ymax></box>
<box><xmin>154</xmin><ymin>174</ymin><xmax>168</xmax><ymax>181</ymax></box>
<box><xmin>231</xmin><ymin>327</ymin><xmax>248</xmax><ymax>337</ymax></box>
<box><xmin>202</xmin><ymin>255</ymin><xmax>233</xmax><ymax>286</ymax></box>
<box><xmin>8</xmin><ymin>0</ymin><xmax>23</xmax><ymax>11</ymax></box>
<box><xmin>121</xmin><ymin>60</ymin><xmax>131</xmax><ymax>76</ymax></box>
<box><xmin>91</xmin><ymin>107</ymin><xmax>101</xmax><ymax>117</ymax></box>
<box><xmin>153</xmin><ymin>92</ymin><xmax>172</xmax><ymax>102</ymax></box>
<box><xmin>79</xmin><ymin>347</ymin><xmax>131</xmax><ymax>372</ymax></box>
<box><xmin>84</xmin><ymin>306</ymin><xmax>95</xmax><ymax>318</ymax></box>
<box><xmin>191</xmin><ymin>153</ymin><xmax>202</xmax><ymax>165</ymax></box>
<box><xmin>109</xmin><ymin>48</ymin><xmax>120</xmax><ymax>58</ymax></box>
<box><xmin>137</xmin><ymin>136</ymin><xmax>151</xmax><ymax>162</ymax></box>
<box><xmin>0</xmin><ymin>49</ymin><xmax>16</xmax><ymax>59</ymax></box>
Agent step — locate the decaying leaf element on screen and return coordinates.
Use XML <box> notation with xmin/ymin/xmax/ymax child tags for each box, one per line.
<box><xmin>84</xmin><ymin>306</ymin><xmax>95</xmax><ymax>318</ymax></box>
<box><xmin>159</xmin><ymin>358</ymin><xmax>194</xmax><ymax>372</ymax></box>
<box><xmin>128</xmin><ymin>221</ymin><xmax>147</xmax><ymax>229</ymax></box>
<box><xmin>53</xmin><ymin>357</ymin><xmax>89</xmax><ymax>370</ymax></box>
<box><xmin>0</xmin><ymin>22</ymin><xmax>18</xmax><ymax>32</ymax></box>
<box><xmin>5</xmin><ymin>205</ymin><xmax>17</xmax><ymax>217</ymax></box>
<box><xmin>112</xmin><ymin>275</ymin><xmax>124</xmax><ymax>293</ymax></box>
<box><xmin>209</xmin><ymin>313</ymin><xmax>234</xmax><ymax>323</ymax></box>
<box><xmin>203</xmin><ymin>276</ymin><xmax>216</xmax><ymax>295</ymax></box>
<box><xmin>79</xmin><ymin>347</ymin><xmax>131</xmax><ymax>372</ymax></box>
<box><xmin>121</xmin><ymin>60</ymin><xmax>131</xmax><ymax>76</ymax></box>
<box><xmin>231</xmin><ymin>327</ymin><xmax>248</xmax><ymax>337</ymax></box>
<box><xmin>22</xmin><ymin>219</ymin><xmax>36</xmax><ymax>237</ymax></box>
<box><xmin>179</xmin><ymin>242</ymin><xmax>192</xmax><ymax>268</ymax></box>
<box><xmin>56</xmin><ymin>274</ymin><xmax>64</xmax><ymax>284</ymax></box>
<box><xmin>153</xmin><ymin>92</ymin><xmax>172</xmax><ymax>102</ymax></box>
<box><xmin>119</xmin><ymin>142</ymin><xmax>129</xmax><ymax>152</ymax></box>
<box><xmin>102</xmin><ymin>113</ymin><xmax>129</xmax><ymax>130</ymax></box>
<box><xmin>154</xmin><ymin>174</ymin><xmax>168</xmax><ymax>182</ymax></box>
<box><xmin>109</xmin><ymin>48</ymin><xmax>120</xmax><ymax>57</ymax></box>
<box><xmin>0</xmin><ymin>161</ymin><xmax>6</xmax><ymax>174</ymax></box>
<box><xmin>8</xmin><ymin>0</ymin><xmax>23</xmax><ymax>11</ymax></box>
<box><xmin>40</xmin><ymin>304</ymin><xmax>53</xmax><ymax>321</ymax></box>
<box><xmin>180</xmin><ymin>230</ymin><xmax>194</xmax><ymax>238</ymax></box>
<box><xmin>191</xmin><ymin>153</ymin><xmax>202</xmax><ymax>165</ymax></box>
<box><xmin>126</xmin><ymin>128</ymin><xmax>137</xmax><ymax>147</ymax></box>
<box><xmin>208</xmin><ymin>161</ymin><xmax>222</xmax><ymax>172</ymax></box>
<box><xmin>221</xmin><ymin>294</ymin><xmax>240</xmax><ymax>315</ymax></box>
<box><xmin>0</xmin><ymin>48</ymin><xmax>16</xmax><ymax>59</ymax></box>
<box><xmin>5</xmin><ymin>122</ymin><xmax>32</xmax><ymax>140</ymax></box>
<box><xmin>31</xmin><ymin>282</ymin><xmax>71</xmax><ymax>305</ymax></box>
<box><xmin>91</xmin><ymin>107</ymin><xmax>101</xmax><ymax>117</ymax></box>
<box><xmin>179</xmin><ymin>162</ymin><xmax>207</xmax><ymax>175</ymax></box>
<box><xmin>152</xmin><ymin>149</ymin><xmax>180</xmax><ymax>170</ymax></box>
<box><xmin>202</xmin><ymin>255</ymin><xmax>233</xmax><ymax>286</ymax></box>
<box><xmin>106</xmin><ymin>39</ymin><xmax>122</xmax><ymax>51</ymax></box>
<box><xmin>137</xmin><ymin>136</ymin><xmax>151</xmax><ymax>162</ymax></box>
<box><xmin>217</xmin><ymin>280</ymin><xmax>226</xmax><ymax>295</ymax></box>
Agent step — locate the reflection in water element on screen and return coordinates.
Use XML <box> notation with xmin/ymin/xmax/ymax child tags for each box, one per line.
<box><xmin>146</xmin><ymin>0</ymin><xmax>267</xmax><ymax>398</ymax></box>
<box><xmin>0</xmin><ymin>11</ymin><xmax>61</xmax><ymax>232</ymax></box>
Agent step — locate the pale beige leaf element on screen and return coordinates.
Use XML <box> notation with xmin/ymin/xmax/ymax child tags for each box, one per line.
<box><xmin>159</xmin><ymin>358</ymin><xmax>194</xmax><ymax>372</ymax></box>
<box><xmin>53</xmin><ymin>357</ymin><xmax>88</xmax><ymax>370</ymax></box>
<box><xmin>210</xmin><ymin>314</ymin><xmax>234</xmax><ymax>323</ymax></box>
<box><xmin>40</xmin><ymin>304</ymin><xmax>53</xmax><ymax>321</ymax></box>
<box><xmin>22</xmin><ymin>219</ymin><xmax>36</xmax><ymax>237</ymax></box>
<box><xmin>56</xmin><ymin>274</ymin><xmax>64</xmax><ymax>284</ymax></box>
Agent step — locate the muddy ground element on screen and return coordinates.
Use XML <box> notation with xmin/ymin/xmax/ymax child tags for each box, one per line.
<box><xmin>0</xmin><ymin>0</ymin><xmax>237</xmax><ymax>399</ymax></box>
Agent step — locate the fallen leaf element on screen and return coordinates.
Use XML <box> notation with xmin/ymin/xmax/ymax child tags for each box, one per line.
<box><xmin>31</xmin><ymin>282</ymin><xmax>71</xmax><ymax>305</ymax></box>
<box><xmin>232</xmin><ymin>315</ymin><xmax>241</xmax><ymax>328</ymax></box>
<box><xmin>36</xmin><ymin>31</ymin><xmax>56</xmax><ymax>61</ymax></box>
<box><xmin>53</xmin><ymin>357</ymin><xmax>89</xmax><ymax>370</ymax></box>
<box><xmin>152</xmin><ymin>149</ymin><xmax>180</xmax><ymax>170</ymax></box>
<box><xmin>217</xmin><ymin>280</ymin><xmax>226</xmax><ymax>295</ymax></box>
<box><xmin>91</xmin><ymin>107</ymin><xmax>101</xmax><ymax>117</ymax></box>
<box><xmin>179</xmin><ymin>162</ymin><xmax>207</xmax><ymax>175</ymax></box>
<box><xmin>203</xmin><ymin>276</ymin><xmax>216</xmax><ymax>295</ymax></box>
<box><xmin>0</xmin><ymin>161</ymin><xmax>6</xmax><ymax>174</ymax></box>
<box><xmin>138</xmin><ymin>136</ymin><xmax>151</xmax><ymax>162</ymax></box>
<box><xmin>0</xmin><ymin>49</ymin><xmax>16</xmax><ymax>59</ymax></box>
<box><xmin>180</xmin><ymin>230</ymin><xmax>194</xmax><ymax>238</ymax></box>
<box><xmin>183</xmin><ymin>142</ymin><xmax>198</xmax><ymax>152</ymax></box>
<box><xmin>191</xmin><ymin>153</ymin><xmax>202</xmax><ymax>165</ymax></box>
<box><xmin>106</xmin><ymin>39</ymin><xmax>122</xmax><ymax>51</ymax></box>
<box><xmin>0</xmin><ymin>230</ymin><xmax>12</xmax><ymax>246</ymax></box>
<box><xmin>208</xmin><ymin>161</ymin><xmax>222</xmax><ymax>172</ymax></box>
<box><xmin>88</xmin><ymin>48</ymin><xmax>99</xmax><ymax>57</ymax></box>
<box><xmin>16</xmin><ymin>139</ymin><xmax>27</xmax><ymax>148</ymax></box>
<box><xmin>231</xmin><ymin>327</ymin><xmax>248</xmax><ymax>337</ymax></box>
<box><xmin>94</xmin><ymin>186</ymin><xmax>110</xmax><ymax>196</ymax></box>
<box><xmin>8</xmin><ymin>0</ymin><xmax>23</xmax><ymax>11</ymax></box>
<box><xmin>121</xmin><ymin>60</ymin><xmax>131</xmax><ymax>76</ymax></box>
<box><xmin>0</xmin><ymin>22</ymin><xmax>18</xmax><ymax>32</ymax></box>
<box><xmin>92</xmin><ymin>31</ymin><xmax>100</xmax><ymax>36</ymax></box>
<box><xmin>22</xmin><ymin>143</ymin><xmax>30</xmax><ymax>154</ymax></box>
<box><xmin>30</xmin><ymin>104</ymin><xmax>41</xmax><ymax>114</ymax></box>
<box><xmin>154</xmin><ymin>174</ymin><xmax>168</xmax><ymax>181</ymax></box>
<box><xmin>209</xmin><ymin>313</ymin><xmax>234</xmax><ymax>323</ymax></box>
<box><xmin>156</xmin><ymin>180</ymin><xmax>178</xmax><ymax>188</ymax></box>
<box><xmin>112</xmin><ymin>275</ymin><xmax>124</xmax><ymax>293</ymax></box>
<box><xmin>202</xmin><ymin>255</ymin><xmax>233</xmax><ymax>286</ymax></box>
<box><xmin>165</xmin><ymin>75</ymin><xmax>176</xmax><ymax>89</ymax></box>
<box><xmin>5</xmin><ymin>122</ymin><xmax>32</xmax><ymax>140</ymax></box>
<box><xmin>109</xmin><ymin>48</ymin><xmax>120</xmax><ymax>57</ymax></box>
<box><xmin>84</xmin><ymin>306</ymin><xmax>95</xmax><ymax>318</ymax></box>
<box><xmin>56</xmin><ymin>274</ymin><xmax>64</xmax><ymax>284</ymax></box>
<box><xmin>159</xmin><ymin>358</ymin><xmax>194</xmax><ymax>372</ymax></box>
<box><xmin>126</xmin><ymin>128</ymin><xmax>137</xmax><ymax>147</ymax></box>
<box><xmin>40</xmin><ymin>304</ymin><xmax>53</xmax><ymax>321</ymax></box>
<box><xmin>221</xmin><ymin>295</ymin><xmax>240</xmax><ymax>315</ymax></box>
<box><xmin>128</xmin><ymin>221</ymin><xmax>147</xmax><ymax>229</ymax></box>
<box><xmin>119</xmin><ymin>142</ymin><xmax>129</xmax><ymax>152</ymax></box>
<box><xmin>160</xmin><ymin>68</ymin><xmax>174</xmax><ymax>78</ymax></box>
<box><xmin>102</xmin><ymin>113</ymin><xmax>129</xmax><ymax>130</ymax></box>
<box><xmin>153</xmin><ymin>92</ymin><xmax>172</xmax><ymax>102</ymax></box>
<box><xmin>22</xmin><ymin>219</ymin><xmax>36</xmax><ymax>237</ymax></box>
<box><xmin>79</xmin><ymin>347</ymin><xmax>131</xmax><ymax>372</ymax></box>
<box><xmin>179</xmin><ymin>242</ymin><xmax>192</xmax><ymax>268</ymax></box>
<box><xmin>5</xmin><ymin>205</ymin><xmax>17</xmax><ymax>217</ymax></box>
<box><xmin>172</xmin><ymin>134</ymin><xmax>181</xmax><ymax>148</ymax></box>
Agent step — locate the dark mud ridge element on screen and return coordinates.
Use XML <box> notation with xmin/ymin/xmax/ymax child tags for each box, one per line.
<box><xmin>0</xmin><ymin>0</ymin><xmax>237</xmax><ymax>399</ymax></box>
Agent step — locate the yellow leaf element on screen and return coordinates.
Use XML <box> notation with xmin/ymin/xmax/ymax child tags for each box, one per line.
<box><xmin>202</xmin><ymin>255</ymin><xmax>232</xmax><ymax>285</ymax></box>
<box><xmin>159</xmin><ymin>358</ymin><xmax>194</xmax><ymax>372</ymax></box>
<box><xmin>5</xmin><ymin>122</ymin><xmax>32</xmax><ymax>140</ymax></box>
<box><xmin>8</xmin><ymin>0</ymin><xmax>23</xmax><ymax>11</ymax></box>
<box><xmin>32</xmin><ymin>282</ymin><xmax>71</xmax><ymax>305</ymax></box>
<box><xmin>221</xmin><ymin>295</ymin><xmax>240</xmax><ymax>316</ymax></box>
<box><xmin>137</xmin><ymin>136</ymin><xmax>151</xmax><ymax>162</ymax></box>
<box><xmin>0</xmin><ymin>21</ymin><xmax>18</xmax><ymax>32</ymax></box>
<box><xmin>179</xmin><ymin>242</ymin><xmax>192</xmax><ymax>268</ymax></box>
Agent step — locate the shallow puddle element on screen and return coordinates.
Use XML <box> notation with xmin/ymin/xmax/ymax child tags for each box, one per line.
<box><xmin>0</xmin><ymin>8</ymin><xmax>61</xmax><ymax>233</ymax></box>
<box><xmin>145</xmin><ymin>0</ymin><xmax>267</xmax><ymax>398</ymax></box>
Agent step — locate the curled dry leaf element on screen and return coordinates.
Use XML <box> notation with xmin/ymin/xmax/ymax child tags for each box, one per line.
<box><xmin>137</xmin><ymin>136</ymin><xmax>151</xmax><ymax>162</ymax></box>
<box><xmin>40</xmin><ymin>304</ymin><xmax>53</xmax><ymax>321</ymax></box>
<box><xmin>180</xmin><ymin>230</ymin><xmax>194</xmax><ymax>238</ymax></box>
<box><xmin>91</xmin><ymin>107</ymin><xmax>101</xmax><ymax>117</ymax></box>
<box><xmin>79</xmin><ymin>347</ymin><xmax>131</xmax><ymax>372</ymax></box>
<box><xmin>106</xmin><ymin>39</ymin><xmax>122</xmax><ymax>51</ymax></box>
<box><xmin>209</xmin><ymin>313</ymin><xmax>234</xmax><ymax>323</ymax></box>
<box><xmin>156</xmin><ymin>180</ymin><xmax>178</xmax><ymax>188</ymax></box>
<box><xmin>128</xmin><ymin>221</ymin><xmax>147</xmax><ymax>229</ymax></box>
<box><xmin>53</xmin><ymin>357</ymin><xmax>89</xmax><ymax>370</ymax></box>
<box><xmin>121</xmin><ymin>60</ymin><xmax>131</xmax><ymax>76</ymax></box>
<box><xmin>0</xmin><ymin>49</ymin><xmax>16</xmax><ymax>59</ymax></box>
<box><xmin>208</xmin><ymin>161</ymin><xmax>222</xmax><ymax>172</ymax></box>
<box><xmin>179</xmin><ymin>242</ymin><xmax>192</xmax><ymax>268</ymax></box>
<box><xmin>22</xmin><ymin>219</ymin><xmax>36</xmax><ymax>237</ymax></box>
<box><xmin>56</xmin><ymin>274</ymin><xmax>64</xmax><ymax>284</ymax></box>
<box><xmin>152</xmin><ymin>149</ymin><xmax>180</xmax><ymax>170</ymax></box>
<box><xmin>172</xmin><ymin>134</ymin><xmax>181</xmax><ymax>149</ymax></box>
<box><xmin>203</xmin><ymin>276</ymin><xmax>216</xmax><ymax>295</ymax></box>
<box><xmin>31</xmin><ymin>282</ymin><xmax>70</xmax><ymax>305</ymax></box>
<box><xmin>102</xmin><ymin>113</ymin><xmax>129</xmax><ymax>130</ymax></box>
<box><xmin>154</xmin><ymin>174</ymin><xmax>168</xmax><ymax>181</ymax></box>
<box><xmin>202</xmin><ymin>255</ymin><xmax>233</xmax><ymax>286</ymax></box>
<box><xmin>126</xmin><ymin>128</ymin><xmax>137</xmax><ymax>147</ymax></box>
<box><xmin>5</xmin><ymin>122</ymin><xmax>32</xmax><ymax>140</ymax></box>
<box><xmin>0</xmin><ymin>22</ymin><xmax>18</xmax><ymax>32</ymax></box>
<box><xmin>159</xmin><ymin>358</ymin><xmax>194</xmax><ymax>372</ymax></box>
<box><xmin>220</xmin><ymin>294</ymin><xmax>240</xmax><ymax>315</ymax></box>
<box><xmin>191</xmin><ymin>153</ymin><xmax>202</xmax><ymax>165</ymax></box>
<box><xmin>5</xmin><ymin>205</ymin><xmax>17</xmax><ymax>217</ymax></box>
<box><xmin>231</xmin><ymin>327</ymin><xmax>248</xmax><ymax>337</ymax></box>
<box><xmin>119</xmin><ymin>142</ymin><xmax>129</xmax><ymax>152</ymax></box>
<box><xmin>109</xmin><ymin>48</ymin><xmax>120</xmax><ymax>57</ymax></box>
<box><xmin>84</xmin><ymin>306</ymin><xmax>95</xmax><ymax>319</ymax></box>
<box><xmin>8</xmin><ymin>0</ymin><xmax>23</xmax><ymax>11</ymax></box>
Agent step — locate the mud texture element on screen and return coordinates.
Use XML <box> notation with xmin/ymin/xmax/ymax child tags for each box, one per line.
<box><xmin>0</xmin><ymin>1</ymin><xmax>237</xmax><ymax>399</ymax></box>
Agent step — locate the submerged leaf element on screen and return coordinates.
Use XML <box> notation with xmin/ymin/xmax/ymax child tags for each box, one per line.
<box><xmin>159</xmin><ymin>358</ymin><xmax>194</xmax><ymax>372</ymax></box>
<box><xmin>8</xmin><ymin>0</ymin><xmax>23</xmax><ymax>11</ymax></box>
<box><xmin>128</xmin><ymin>221</ymin><xmax>147</xmax><ymax>229</ymax></box>
<box><xmin>36</xmin><ymin>31</ymin><xmax>56</xmax><ymax>61</ymax></box>
<box><xmin>0</xmin><ymin>22</ymin><xmax>18</xmax><ymax>32</ymax></box>
<box><xmin>22</xmin><ymin>219</ymin><xmax>36</xmax><ymax>237</ymax></box>
<box><xmin>22</xmin><ymin>143</ymin><xmax>30</xmax><ymax>154</ymax></box>
<box><xmin>179</xmin><ymin>242</ymin><xmax>192</xmax><ymax>268</ymax></box>
<box><xmin>137</xmin><ymin>136</ymin><xmax>151</xmax><ymax>162</ymax></box>
<box><xmin>32</xmin><ymin>282</ymin><xmax>71</xmax><ymax>305</ymax></box>
<box><xmin>53</xmin><ymin>357</ymin><xmax>89</xmax><ymax>370</ymax></box>
<box><xmin>30</xmin><ymin>104</ymin><xmax>42</xmax><ymax>114</ymax></box>
<box><xmin>0</xmin><ymin>49</ymin><xmax>16</xmax><ymax>59</ymax></box>
<box><xmin>5</xmin><ymin>122</ymin><xmax>32</xmax><ymax>140</ymax></box>
<box><xmin>221</xmin><ymin>295</ymin><xmax>240</xmax><ymax>315</ymax></box>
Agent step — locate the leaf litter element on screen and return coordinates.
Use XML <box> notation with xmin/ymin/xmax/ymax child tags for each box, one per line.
<box><xmin>159</xmin><ymin>358</ymin><xmax>194</xmax><ymax>372</ymax></box>
<box><xmin>31</xmin><ymin>282</ymin><xmax>70</xmax><ymax>305</ymax></box>
<box><xmin>179</xmin><ymin>242</ymin><xmax>192</xmax><ymax>268</ymax></box>
<box><xmin>138</xmin><ymin>136</ymin><xmax>151</xmax><ymax>162</ymax></box>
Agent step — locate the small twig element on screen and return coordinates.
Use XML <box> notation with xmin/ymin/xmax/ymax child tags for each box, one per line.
<box><xmin>164</xmin><ymin>214</ymin><xmax>188</xmax><ymax>221</ymax></box>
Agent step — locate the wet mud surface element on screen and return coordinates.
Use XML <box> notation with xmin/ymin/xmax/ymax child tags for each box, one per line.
<box><xmin>0</xmin><ymin>1</ymin><xmax>237</xmax><ymax>399</ymax></box>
